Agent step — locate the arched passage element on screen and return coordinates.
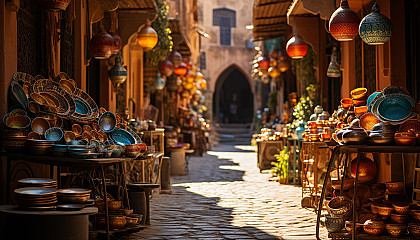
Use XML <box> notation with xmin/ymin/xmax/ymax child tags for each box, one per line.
<box><xmin>213</xmin><ymin>66</ymin><xmax>254</xmax><ymax>123</ymax></box>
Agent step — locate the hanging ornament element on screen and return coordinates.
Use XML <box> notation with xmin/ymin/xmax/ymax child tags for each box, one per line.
<box><xmin>278</xmin><ymin>56</ymin><xmax>290</xmax><ymax>72</ymax></box>
<box><xmin>108</xmin><ymin>54</ymin><xmax>127</xmax><ymax>91</ymax></box>
<box><xmin>89</xmin><ymin>26</ymin><xmax>115</xmax><ymax>59</ymax></box>
<box><xmin>327</xmin><ymin>47</ymin><xmax>341</xmax><ymax>78</ymax></box>
<box><xmin>270</xmin><ymin>59</ymin><xmax>278</xmax><ymax>67</ymax></box>
<box><xmin>39</xmin><ymin>0</ymin><xmax>71</xmax><ymax>11</ymax></box>
<box><xmin>195</xmin><ymin>71</ymin><xmax>204</xmax><ymax>81</ymax></box>
<box><xmin>329</xmin><ymin>0</ymin><xmax>360</xmax><ymax>41</ymax></box>
<box><xmin>182</xmin><ymin>58</ymin><xmax>192</xmax><ymax>69</ymax></box>
<box><xmin>155</xmin><ymin>73</ymin><xmax>166</xmax><ymax>90</ymax></box>
<box><xmin>268</xmin><ymin>66</ymin><xmax>281</xmax><ymax>78</ymax></box>
<box><xmin>199</xmin><ymin>79</ymin><xmax>208</xmax><ymax>90</ymax></box>
<box><xmin>137</xmin><ymin>21</ymin><xmax>158</xmax><ymax>52</ymax></box>
<box><xmin>168</xmin><ymin>50</ymin><xmax>182</xmax><ymax>68</ymax></box>
<box><xmin>158</xmin><ymin>59</ymin><xmax>174</xmax><ymax>77</ymax></box>
<box><xmin>258</xmin><ymin>54</ymin><xmax>270</xmax><ymax>70</ymax></box>
<box><xmin>286</xmin><ymin>33</ymin><xmax>308</xmax><ymax>59</ymax></box>
<box><xmin>110</xmin><ymin>32</ymin><xmax>122</xmax><ymax>55</ymax></box>
<box><xmin>359</xmin><ymin>3</ymin><xmax>392</xmax><ymax>45</ymax></box>
<box><xmin>174</xmin><ymin>62</ymin><xmax>188</xmax><ymax>76</ymax></box>
<box><xmin>269</xmin><ymin>48</ymin><xmax>279</xmax><ymax>59</ymax></box>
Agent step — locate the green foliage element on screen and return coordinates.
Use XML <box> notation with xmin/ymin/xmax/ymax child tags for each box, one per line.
<box><xmin>271</xmin><ymin>148</ymin><xmax>289</xmax><ymax>179</ymax></box>
<box><xmin>145</xmin><ymin>0</ymin><xmax>173</xmax><ymax>67</ymax></box>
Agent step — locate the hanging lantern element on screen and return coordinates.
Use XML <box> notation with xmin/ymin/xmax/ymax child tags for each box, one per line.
<box><xmin>39</xmin><ymin>0</ymin><xmax>71</xmax><ymax>11</ymax></box>
<box><xmin>195</xmin><ymin>71</ymin><xmax>204</xmax><ymax>81</ymax></box>
<box><xmin>359</xmin><ymin>3</ymin><xmax>392</xmax><ymax>45</ymax></box>
<box><xmin>158</xmin><ymin>59</ymin><xmax>174</xmax><ymax>77</ymax></box>
<box><xmin>137</xmin><ymin>21</ymin><xmax>158</xmax><ymax>52</ymax></box>
<box><xmin>182</xmin><ymin>58</ymin><xmax>192</xmax><ymax>69</ymax></box>
<box><xmin>327</xmin><ymin>47</ymin><xmax>341</xmax><ymax>78</ymax></box>
<box><xmin>270</xmin><ymin>59</ymin><xmax>278</xmax><ymax>67</ymax></box>
<box><xmin>329</xmin><ymin>0</ymin><xmax>360</xmax><ymax>41</ymax></box>
<box><xmin>278</xmin><ymin>56</ymin><xmax>290</xmax><ymax>72</ymax></box>
<box><xmin>110</xmin><ymin>32</ymin><xmax>122</xmax><ymax>55</ymax></box>
<box><xmin>286</xmin><ymin>33</ymin><xmax>308</xmax><ymax>59</ymax></box>
<box><xmin>199</xmin><ymin>79</ymin><xmax>208</xmax><ymax>90</ymax></box>
<box><xmin>174</xmin><ymin>62</ymin><xmax>188</xmax><ymax>76</ymax></box>
<box><xmin>89</xmin><ymin>26</ymin><xmax>115</xmax><ymax>59</ymax></box>
<box><xmin>258</xmin><ymin>55</ymin><xmax>270</xmax><ymax>70</ymax></box>
<box><xmin>268</xmin><ymin>66</ymin><xmax>281</xmax><ymax>78</ymax></box>
<box><xmin>168</xmin><ymin>50</ymin><xmax>182</xmax><ymax>68</ymax></box>
<box><xmin>269</xmin><ymin>48</ymin><xmax>279</xmax><ymax>59</ymax></box>
<box><xmin>155</xmin><ymin>73</ymin><xmax>166</xmax><ymax>90</ymax></box>
<box><xmin>108</xmin><ymin>55</ymin><xmax>127</xmax><ymax>90</ymax></box>
<box><xmin>184</xmin><ymin>82</ymin><xmax>194</xmax><ymax>90</ymax></box>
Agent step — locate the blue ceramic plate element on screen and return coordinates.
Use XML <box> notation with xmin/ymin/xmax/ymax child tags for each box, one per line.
<box><xmin>111</xmin><ymin>129</ymin><xmax>136</xmax><ymax>146</ymax></box>
<box><xmin>98</xmin><ymin>111</ymin><xmax>116</xmax><ymax>133</ymax></box>
<box><xmin>74</xmin><ymin>98</ymin><xmax>90</xmax><ymax>116</ymax></box>
<box><xmin>382</xmin><ymin>86</ymin><xmax>409</xmax><ymax>96</ymax></box>
<box><xmin>377</xmin><ymin>94</ymin><xmax>415</xmax><ymax>121</ymax></box>
<box><xmin>45</xmin><ymin>127</ymin><xmax>64</xmax><ymax>141</ymax></box>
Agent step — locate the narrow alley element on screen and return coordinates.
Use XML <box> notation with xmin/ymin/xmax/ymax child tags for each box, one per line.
<box><xmin>132</xmin><ymin>144</ymin><xmax>328</xmax><ymax>240</ymax></box>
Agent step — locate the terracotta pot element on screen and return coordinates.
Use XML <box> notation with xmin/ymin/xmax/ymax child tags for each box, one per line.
<box><xmin>350</xmin><ymin>154</ymin><xmax>376</xmax><ymax>183</ymax></box>
<box><xmin>341</xmin><ymin>98</ymin><xmax>353</xmax><ymax>109</ymax></box>
<box><xmin>363</xmin><ymin>220</ymin><xmax>385</xmax><ymax>236</ymax></box>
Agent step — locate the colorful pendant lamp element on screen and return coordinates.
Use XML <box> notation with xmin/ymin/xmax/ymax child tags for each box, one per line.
<box><xmin>174</xmin><ymin>62</ymin><xmax>188</xmax><ymax>76</ymax></box>
<box><xmin>327</xmin><ymin>47</ymin><xmax>341</xmax><ymax>78</ymax></box>
<box><xmin>258</xmin><ymin>54</ymin><xmax>270</xmax><ymax>70</ymax></box>
<box><xmin>278</xmin><ymin>50</ymin><xmax>290</xmax><ymax>72</ymax></box>
<box><xmin>286</xmin><ymin>33</ymin><xmax>308</xmax><ymax>59</ymax></box>
<box><xmin>137</xmin><ymin>21</ymin><xmax>158</xmax><ymax>52</ymax></box>
<box><xmin>329</xmin><ymin>0</ymin><xmax>360</xmax><ymax>41</ymax></box>
<box><xmin>359</xmin><ymin>3</ymin><xmax>392</xmax><ymax>45</ymax></box>
<box><xmin>89</xmin><ymin>26</ymin><xmax>115</xmax><ymax>59</ymax></box>
<box><xmin>108</xmin><ymin>54</ymin><xmax>127</xmax><ymax>90</ymax></box>
<box><xmin>268</xmin><ymin>66</ymin><xmax>281</xmax><ymax>78</ymax></box>
<box><xmin>155</xmin><ymin>73</ymin><xmax>166</xmax><ymax>90</ymax></box>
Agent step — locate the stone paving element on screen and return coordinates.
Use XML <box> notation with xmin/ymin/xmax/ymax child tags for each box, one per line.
<box><xmin>130</xmin><ymin>144</ymin><xmax>328</xmax><ymax>240</ymax></box>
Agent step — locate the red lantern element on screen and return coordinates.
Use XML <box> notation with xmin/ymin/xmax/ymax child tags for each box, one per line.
<box><xmin>286</xmin><ymin>33</ymin><xmax>308</xmax><ymax>59</ymax></box>
<box><xmin>110</xmin><ymin>32</ymin><xmax>122</xmax><ymax>55</ymax></box>
<box><xmin>89</xmin><ymin>27</ymin><xmax>115</xmax><ymax>60</ymax></box>
<box><xmin>168</xmin><ymin>50</ymin><xmax>182</xmax><ymax>68</ymax></box>
<box><xmin>174</xmin><ymin>62</ymin><xmax>188</xmax><ymax>76</ymax></box>
<box><xmin>258</xmin><ymin>55</ymin><xmax>270</xmax><ymax>70</ymax></box>
<box><xmin>329</xmin><ymin>0</ymin><xmax>360</xmax><ymax>41</ymax></box>
<box><xmin>158</xmin><ymin>59</ymin><xmax>174</xmax><ymax>76</ymax></box>
<box><xmin>39</xmin><ymin>0</ymin><xmax>71</xmax><ymax>11</ymax></box>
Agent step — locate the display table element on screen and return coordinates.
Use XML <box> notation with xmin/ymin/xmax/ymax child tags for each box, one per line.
<box><xmin>315</xmin><ymin>145</ymin><xmax>420</xmax><ymax>240</ymax></box>
<box><xmin>0</xmin><ymin>205</ymin><xmax>97</xmax><ymax>240</ymax></box>
<box><xmin>0</xmin><ymin>152</ymin><xmax>131</xmax><ymax>240</ymax></box>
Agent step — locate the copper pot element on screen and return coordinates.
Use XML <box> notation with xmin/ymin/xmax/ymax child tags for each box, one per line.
<box><xmin>350</xmin><ymin>154</ymin><xmax>376</xmax><ymax>183</ymax></box>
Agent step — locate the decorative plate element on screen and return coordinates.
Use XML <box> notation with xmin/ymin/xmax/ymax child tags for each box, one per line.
<box><xmin>45</xmin><ymin>127</ymin><xmax>64</xmax><ymax>141</ymax></box>
<box><xmin>360</xmin><ymin>113</ymin><xmax>382</xmax><ymax>131</ymax></box>
<box><xmin>74</xmin><ymin>98</ymin><xmax>91</xmax><ymax>116</ymax></box>
<box><xmin>111</xmin><ymin>129</ymin><xmax>136</xmax><ymax>145</ymax></box>
<box><xmin>382</xmin><ymin>86</ymin><xmax>410</xmax><ymax>96</ymax></box>
<box><xmin>57</xmin><ymin>188</ymin><xmax>91</xmax><ymax>195</ymax></box>
<box><xmin>14</xmin><ymin>187</ymin><xmax>57</xmax><ymax>196</ymax></box>
<box><xmin>98</xmin><ymin>111</ymin><xmax>116</xmax><ymax>133</ymax></box>
<box><xmin>377</xmin><ymin>94</ymin><xmax>415</xmax><ymax>121</ymax></box>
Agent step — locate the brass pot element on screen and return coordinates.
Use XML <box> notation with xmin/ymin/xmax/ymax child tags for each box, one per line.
<box><xmin>109</xmin><ymin>215</ymin><xmax>126</xmax><ymax>230</ymax></box>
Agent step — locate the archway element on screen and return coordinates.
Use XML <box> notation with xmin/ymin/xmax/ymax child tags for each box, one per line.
<box><xmin>213</xmin><ymin>66</ymin><xmax>254</xmax><ymax>123</ymax></box>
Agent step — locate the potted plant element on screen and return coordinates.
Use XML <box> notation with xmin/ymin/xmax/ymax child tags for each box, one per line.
<box><xmin>271</xmin><ymin>148</ymin><xmax>289</xmax><ymax>184</ymax></box>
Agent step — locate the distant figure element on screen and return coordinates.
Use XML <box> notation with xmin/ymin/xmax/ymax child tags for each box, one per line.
<box><xmin>229</xmin><ymin>93</ymin><xmax>238</xmax><ymax>123</ymax></box>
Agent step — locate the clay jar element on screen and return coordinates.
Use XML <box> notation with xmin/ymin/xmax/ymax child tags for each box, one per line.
<box><xmin>325</xmin><ymin>215</ymin><xmax>345</xmax><ymax>233</ymax></box>
<box><xmin>342</xmin><ymin>127</ymin><xmax>368</xmax><ymax>145</ymax></box>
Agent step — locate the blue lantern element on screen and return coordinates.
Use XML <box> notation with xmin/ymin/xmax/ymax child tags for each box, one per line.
<box><xmin>359</xmin><ymin>3</ymin><xmax>392</xmax><ymax>45</ymax></box>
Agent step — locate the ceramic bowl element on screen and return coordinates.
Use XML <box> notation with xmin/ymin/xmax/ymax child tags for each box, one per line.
<box><xmin>328</xmin><ymin>196</ymin><xmax>352</xmax><ymax>217</ymax></box>
<box><xmin>399</xmin><ymin>119</ymin><xmax>420</xmax><ymax>133</ymax></box>
<box><xmin>341</xmin><ymin>98</ymin><xmax>353</xmax><ymax>109</ymax></box>
<box><xmin>31</xmin><ymin>117</ymin><xmax>51</xmax><ymax>135</ymax></box>
<box><xmin>385</xmin><ymin>182</ymin><xmax>404</xmax><ymax>193</ymax></box>
<box><xmin>64</xmin><ymin>131</ymin><xmax>76</xmax><ymax>143</ymax></box>
<box><xmin>92</xmin><ymin>122</ymin><xmax>100</xmax><ymax>131</ymax></box>
<box><xmin>59</xmin><ymin>79</ymin><xmax>76</xmax><ymax>94</ymax></box>
<box><xmin>124</xmin><ymin>144</ymin><xmax>141</xmax><ymax>158</ymax></box>
<box><xmin>30</xmin><ymin>92</ymin><xmax>49</xmax><ymax>106</ymax></box>
<box><xmin>4</xmin><ymin>115</ymin><xmax>30</xmax><ymax>129</ymax></box>
<box><xmin>97</xmin><ymin>131</ymin><xmax>108</xmax><ymax>142</ymax></box>
<box><xmin>391</xmin><ymin>213</ymin><xmax>408</xmax><ymax>224</ymax></box>
<box><xmin>40</xmin><ymin>92</ymin><xmax>59</xmax><ymax>107</ymax></box>
<box><xmin>351</xmin><ymin>88</ymin><xmax>368</xmax><ymax>100</ymax></box>
<box><xmin>393</xmin><ymin>202</ymin><xmax>410</xmax><ymax>215</ymax></box>
<box><xmin>372</xmin><ymin>122</ymin><xmax>396</xmax><ymax>133</ymax></box>
<box><xmin>98</xmin><ymin>112</ymin><xmax>116</xmax><ymax>133</ymax></box>
<box><xmin>109</xmin><ymin>215</ymin><xmax>126</xmax><ymax>230</ymax></box>
<box><xmin>3</xmin><ymin>137</ymin><xmax>27</xmax><ymax>153</ymax></box>
<box><xmin>369</xmin><ymin>131</ymin><xmax>394</xmax><ymax>145</ymax></box>
<box><xmin>345</xmin><ymin>221</ymin><xmax>363</xmax><ymax>234</ymax></box>
<box><xmin>27</xmin><ymin>101</ymin><xmax>40</xmax><ymax>114</ymax></box>
<box><xmin>325</xmin><ymin>215</ymin><xmax>344</xmax><ymax>233</ymax></box>
<box><xmin>353</xmin><ymin>98</ymin><xmax>368</xmax><ymax>107</ymax></box>
<box><xmin>74</xmin><ymin>98</ymin><xmax>90</xmax><ymax>116</ymax></box>
<box><xmin>378</xmin><ymin>94</ymin><xmax>414</xmax><ymax>122</ymax></box>
<box><xmin>367</xmin><ymin>91</ymin><xmax>382</xmax><ymax>111</ymax></box>
<box><xmin>72</xmin><ymin>124</ymin><xmax>83</xmax><ymax>135</ymax></box>
<box><xmin>386</xmin><ymin>224</ymin><xmax>407</xmax><ymax>237</ymax></box>
<box><xmin>409</xmin><ymin>223</ymin><xmax>420</xmax><ymax>237</ymax></box>
<box><xmin>354</xmin><ymin>106</ymin><xmax>368</xmax><ymax>118</ymax></box>
<box><xmin>360</xmin><ymin>113</ymin><xmax>381</xmax><ymax>131</ymax></box>
<box><xmin>27</xmin><ymin>131</ymin><xmax>41</xmax><ymax>140</ymax></box>
<box><xmin>394</xmin><ymin>132</ymin><xmax>416</xmax><ymax>145</ymax></box>
<box><xmin>45</xmin><ymin>127</ymin><xmax>64</xmax><ymax>141</ymax></box>
<box><xmin>109</xmin><ymin>145</ymin><xmax>123</xmax><ymax>157</ymax></box>
<box><xmin>111</xmin><ymin>129</ymin><xmax>136</xmax><ymax>145</ymax></box>
<box><xmin>83</xmin><ymin>125</ymin><xmax>92</xmax><ymax>133</ymax></box>
<box><xmin>377</xmin><ymin>205</ymin><xmax>394</xmax><ymax>219</ymax></box>
<box><xmin>363</xmin><ymin>220</ymin><xmax>385</xmax><ymax>236</ymax></box>
<box><xmin>342</xmin><ymin>128</ymin><xmax>368</xmax><ymax>145</ymax></box>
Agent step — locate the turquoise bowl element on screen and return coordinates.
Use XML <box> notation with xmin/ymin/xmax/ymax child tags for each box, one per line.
<box><xmin>74</xmin><ymin>99</ymin><xmax>90</xmax><ymax>116</ymax></box>
<box><xmin>111</xmin><ymin>129</ymin><xmax>136</xmax><ymax>145</ymax></box>
<box><xmin>367</xmin><ymin>91</ymin><xmax>381</xmax><ymax>112</ymax></box>
<box><xmin>98</xmin><ymin>111</ymin><xmax>116</xmax><ymax>133</ymax></box>
<box><xmin>45</xmin><ymin>127</ymin><xmax>64</xmax><ymax>141</ymax></box>
<box><xmin>378</xmin><ymin>95</ymin><xmax>414</xmax><ymax>121</ymax></box>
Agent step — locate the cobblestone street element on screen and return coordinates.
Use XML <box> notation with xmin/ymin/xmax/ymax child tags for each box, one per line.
<box><xmin>131</xmin><ymin>144</ymin><xmax>328</xmax><ymax>240</ymax></box>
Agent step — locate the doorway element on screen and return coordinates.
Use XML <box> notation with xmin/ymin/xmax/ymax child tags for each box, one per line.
<box><xmin>213</xmin><ymin>66</ymin><xmax>253</xmax><ymax>123</ymax></box>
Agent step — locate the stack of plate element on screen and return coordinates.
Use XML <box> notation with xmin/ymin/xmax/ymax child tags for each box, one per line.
<box><xmin>49</xmin><ymin>144</ymin><xmax>69</xmax><ymax>157</ymax></box>
<box><xmin>14</xmin><ymin>187</ymin><xmax>57</xmax><ymax>208</ymax></box>
<box><xmin>26</xmin><ymin>139</ymin><xmax>54</xmax><ymax>155</ymax></box>
<box><xmin>18</xmin><ymin>178</ymin><xmax>57</xmax><ymax>188</ymax></box>
<box><xmin>57</xmin><ymin>188</ymin><xmax>91</xmax><ymax>204</ymax></box>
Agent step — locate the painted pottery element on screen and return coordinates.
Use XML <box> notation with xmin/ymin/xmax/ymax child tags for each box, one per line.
<box><xmin>359</xmin><ymin>3</ymin><xmax>392</xmax><ymax>45</ymax></box>
<box><xmin>329</xmin><ymin>0</ymin><xmax>360</xmax><ymax>41</ymax></box>
<box><xmin>325</xmin><ymin>215</ymin><xmax>345</xmax><ymax>233</ymax></box>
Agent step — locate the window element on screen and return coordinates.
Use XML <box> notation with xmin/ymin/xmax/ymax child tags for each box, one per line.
<box><xmin>199</xmin><ymin>52</ymin><xmax>206</xmax><ymax>70</ymax></box>
<box><xmin>213</xmin><ymin>8</ymin><xmax>235</xmax><ymax>46</ymax></box>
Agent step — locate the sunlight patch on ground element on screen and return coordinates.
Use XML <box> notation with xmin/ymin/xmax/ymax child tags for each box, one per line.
<box><xmin>219</xmin><ymin>165</ymin><xmax>244</xmax><ymax>171</ymax></box>
<box><xmin>235</xmin><ymin>145</ymin><xmax>257</xmax><ymax>152</ymax></box>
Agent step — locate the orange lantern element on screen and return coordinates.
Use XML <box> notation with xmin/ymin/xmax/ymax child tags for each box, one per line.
<box><xmin>174</xmin><ymin>62</ymin><xmax>188</xmax><ymax>76</ymax></box>
<box><xmin>137</xmin><ymin>21</ymin><xmax>158</xmax><ymax>52</ymax></box>
<box><xmin>286</xmin><ymin>33</ymin><xmax>308</xmax><ymax>59</ymax></box>
<box><xmin>258</xmin><ymin>55</ymin><xmax>270</xmax><ymax>70</ymax></box>
<box><xmin>268</xmin><ymin>66</ymin><xmax>281</xmax><ymax>78</ymax></box>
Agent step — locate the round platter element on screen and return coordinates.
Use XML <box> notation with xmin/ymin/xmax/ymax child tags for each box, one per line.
<box><xmin>18</xmin><ymin>178</ymin><xmax>57</xmax><ymax>185</ymax></box>
<box><xmin>57</xmin><ymin>188</ymin><xmax>91</xmax><ymax>195</ymax></box>
<box><xmin>14</xmin><ymin>187</ymin><xmax>57</xmax><ymax>196</ymax></box>
<box><xmin>111</xmin><ymin>129</ymin><xmax>137</xmax><ymax>145</ymax></box>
